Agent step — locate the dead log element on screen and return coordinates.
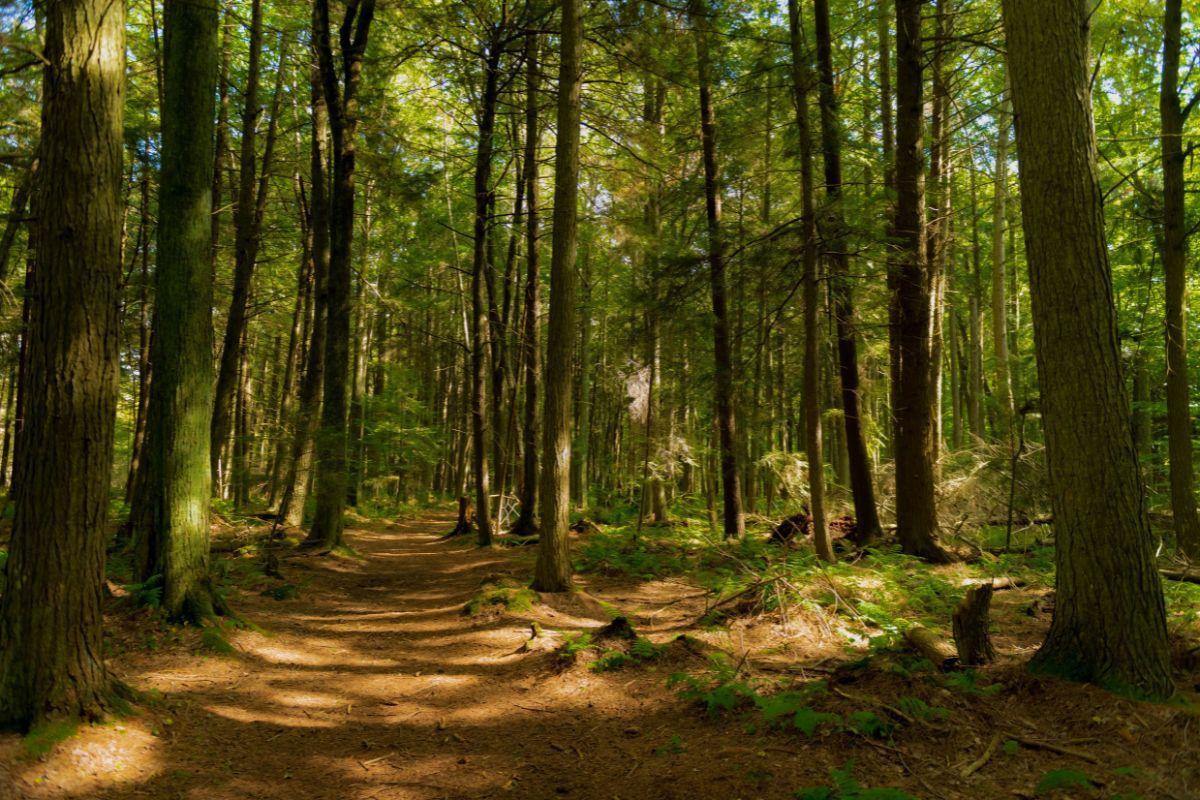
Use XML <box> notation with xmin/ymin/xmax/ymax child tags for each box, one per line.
<box><xmin>961</xmin><ymin>576</ymin><xmax>1025</xmax><ymax>591</ymax></box>
<box><xmin>1160</xmin><ymin>568</ymin><xmax>1200</xmax><ymax>585</ymax></box>
<box><xmin>952</xmin><ymin>584</ymin><xmax>996</xmax><ymax>666</ymax></box>
<box><xmin>904</xmin><ymin>625</ymin><xmax>959</xmax><ymax>671</ymax></box>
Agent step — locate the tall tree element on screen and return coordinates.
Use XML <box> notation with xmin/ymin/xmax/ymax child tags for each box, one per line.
<box><xmin>892</xmin><ymin>0</ymin><xmax>949</xmax><ymax>562</ymax></box>
<box><xmin>1003</xmin><ymin>0</ymin><xmax>1171</xmax><ymax>698</ymax></box>
<box><xmin>0</xmin><ymin>0</ymin><xmax>125</xmax><ymax>728</ymax></box>
<box><xmin>813</xmin><ymin>0</ymin><xmax>882</xmax><ymax>545</ymax></box>
<box><xmin>210</xmin><ymin>0</ymin><xmax>264</xmax><ymax>489</ymax></box>
<box><xmin>1160</xmin><ymin>0</ymin><xmax>1200</xmax><ymax>558</ymax></box>
<box><xmin>129</xmin><ymin>0</ymin><xmax>223</xmax><ymax>621</ymax></box>
<box><xmin>788</xmin><ymin>0</ymin><xmax>833</xmax><ymax>563</ymax></box>
<box><xmin>306</xmin><ymin>0</ymin><xmax>377</xmax><ymax>550</ymax></box>
<box><xmin>990</xmin><ymin>95</ymin><xmax>1014</xmax><ymax>437</ymax></box>
<box><xmin>513</xmin><ymin>30</ymin><xmax>542</xmax><ymax>537</ymax></box>
<box><xmin>690</xmin><ymin>0</ymin><xmax>744</xmax><ymax>540</ymax></box>
<box><xmin>532</xmin><ymin>0</ymin><xmax>583</xmax><ymax>592</ymax></box>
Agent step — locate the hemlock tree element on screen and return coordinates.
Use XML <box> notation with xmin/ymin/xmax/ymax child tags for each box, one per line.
<box><xmin>1002</xmin><ymin>0</ymin><xmax>1172</xmax><ymax>699</ymax></box>
<box><xmin>1160</xmin><ymin>0</ymin><xmax>1200</xmax><ymax>558</ymax></box>
<box><xmin>307</xmin><ymin>0</ymin><xmax>377</xmax><ymax>551</ymax></box>
<box><xmin>533</xmin><ymin>0</ymin><xmax>583</xmax><ymax>592</ymax></box>
<box><xmin>0</xmin><ymin>0</ymin><xmax>126</xmax><ymax>728</ymax></box>
<box><xmin>130</xmin><ymin>0</ymin><xmax>223</xmax><ymax>621</ymax></box>
<box><xmin>892</xmin><ymin>0</ymin><xmax>950</xmax><ymax>563</ymax></box>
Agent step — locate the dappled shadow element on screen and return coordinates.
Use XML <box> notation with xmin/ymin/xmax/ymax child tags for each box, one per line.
<box><xmin>4</xmin><ymin>513</ymin><xmax>1197</xmax><ymax>800</ymax></box>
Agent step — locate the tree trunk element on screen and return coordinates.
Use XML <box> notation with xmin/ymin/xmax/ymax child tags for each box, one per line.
<box><xmin>991</xmin><ymin>97</ymin><xmax>1014</xmax><ymax>438</ymax></box>
<box><xmin>788</xmin><ymin>0</ymin><xmax>833</xmax><ymax>563</ymax></box>
<box><xmin>128</xmin><ymin>0</ymin><xmax>221</xmax><ymax>621</ymax></box>
<box><xmin>691</xmin><ymin>0</ymin><xmax>744</xmax><ymax>540</ymax></box>
<box><xmin>892</xmin><ymin>0</ymin><xmax>949</xmax><ymax>562</ymax></box>
<box><xmin>1160</xmin><ymin>0</ymin><xmax>1200</xmax><ymax>558</ymax></box>
<box><xmin>532</xmin><ymin>0</ymin><xmax>582</xmax><ymax>592</ymax></box>
<box><xmin>1002</xmin><ymin>0</ymin><xmax>1171</xmax><ymax>698</ymax></box>
<box><xmin>814</xmin><ymin>0</ymin><xmax>882</xmax><ymax>545</ymax></box>
<box><xmin>307</xmin><ymin>0</ymin><xmax>377</xmax><ymax>550</ymax></box>
<box><xmin>0</xmin><ymin>0</ymin><xmax>125</xmax><ymax>728</ymax></box>
<box><xmin>514</xmin><ymin>31</ymin><xmax>542</xmax><ymax>537</ymax></box>
<box><xmin>211</xmin><ymin>0</ymin><xmax>263</xmax><ymax>492</ymax></box>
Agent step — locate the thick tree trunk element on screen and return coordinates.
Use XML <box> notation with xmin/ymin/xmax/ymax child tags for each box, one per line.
<box><xmin>1002</xmin><ymin>0</ymin><xmax>1172</xmax><ymax>698</ymax></box>
<box><xmin>0</xmin><ymin>0</ymin><xmax>125</xmax><ymax>728</ymax></box>
<box><xmin>691</xmin><ymin>0</ymin><xmax>744</xmax><ymax>540</ymax></box>
<box><xmin>892</xmin><ymin>0</ymin><xmax>949</xmax><ymax>562</ymax></box>
<box><xmin>129</xmin><ymin>0</ymin><xmax>221</xmax><ymax>622</ymax></box>
<box><xmin>532</xmin><ymin>0</ymin><xmax>582</xmax><ymax>592</ymax></box>
<box><xmin>788</xmin><ymin>0</ymin><xmax>833</xmax><ymax>563</ymax></box>
<box><xmin>1160</xmin><ymin>0</ymin><xmax>1200</xmax><ymax>558</ymax></box>
<box><xmin>307</xmin><ymin>0</ymin><xmax>376</xmax><ymax>550</ymax></box>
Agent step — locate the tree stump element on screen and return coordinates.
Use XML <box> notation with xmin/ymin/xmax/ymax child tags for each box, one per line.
<box><xmin>952</xmin><ymin>584</ymin><xmax>996</xmax><ymax>666</ymax></box>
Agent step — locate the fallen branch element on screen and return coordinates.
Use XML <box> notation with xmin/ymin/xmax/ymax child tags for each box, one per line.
<box><xmin>961</xmin><ymin>733</ymin><xmax>1001</xmax><ymax>778</ymax></box>
<box><xmin>904</xmin><ymin>625</ymin><xmax>959</xmax><ymax>671</ymax></box>
<box><xmin>1007</xmin><ymin>734</ymin><xmax>1099</xmax><ymax>764</ymax></box>
<box><xmin>1160</xmin><ymin>568</ymin><xmax>1200</xmax><ymax>585</ymax></box>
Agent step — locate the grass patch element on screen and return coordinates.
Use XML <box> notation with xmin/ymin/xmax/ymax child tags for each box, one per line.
<box><xmin>200</xmin><ymin>625</ymin><xmax>237</xmax><ymax>655</ymax></box>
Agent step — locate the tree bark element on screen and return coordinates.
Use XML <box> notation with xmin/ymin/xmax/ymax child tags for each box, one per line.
<box><xmin>129</xmin><ymin>0</ymin><xmax>222</xmax><ymax>622</ymax></box>
<box><xmin>307</xmin><ymin>0</ymin><xmax>377</xmax><ymax>550</ymax></box>
<box><xmin>1002</xmin><ymin>0</ymin><xmax>1172</xmax><ymax>698</ymax></box>
<box><xmin>892</xmin><ymin>0</ymin><xmax>949</xmax><ymax>562</ymax></box>
<box><xmin>991</xmin><ymin>97</ymin><xmax>1014</xmax><ymax>438</ymax></box>
<box><xmin>211</xmin><ymin>0</ymin><xmax>264</xmax><ymax>491</ymax></box>
<box><xmin>513</xmin><ymin>31</ymin><xmax>542</xmax><ymax>537</ymax></box>
<box><xmin>813</xmin><ymin>0</ymin><xmax>882</xmax><ymax>545</ymax></box>
<box><xmin>690</xmin><ymin>0</ymin><xmax>744</xmax><ymax>540</ymax></box>
<box><xmin>0</xmin><ymin>0</ymin><xmax>125</xmax><ymax>728</ymax></box>
<box><xmin>1160</xmin><ymin>0</ymin><xmax>1200</xmax><ymax>558</ymax></box>
<box><xmin>532</xmin><ymin>0</ymin><xmax>582</xmax><ymax>591</ymax></box>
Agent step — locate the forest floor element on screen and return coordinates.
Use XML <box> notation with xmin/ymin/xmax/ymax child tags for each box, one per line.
<box><xmin>2</xmin><ymin>510</ymin><xmax>1199</xmax><ymax>800</ymax></box>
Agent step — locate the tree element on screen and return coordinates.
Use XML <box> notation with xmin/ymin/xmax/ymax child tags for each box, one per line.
<box><xmin>1002</xmin><ymin>0</ymin><xmax>1172</xmax><ymax>699</ymax></box>
<box><xmin>1160</xmin><ymin>0</ymin><xmax>1200</xmax><ymax>558</ymax></box>
<box><xmin>892</xmin><ymin>0</ymin><xmax>949</xmax><ymax>562</ymax></box>
<box><xmin>307</xmin><ymin>0</ymin><xmax>377</xmax><ymax>550</ymax></box>
<box><xmin>130</xmin><ymin>0</ymin><xmax>223</xmax><ymax>621</ymax></box>
<box><xmin>0</xmin><ymin>0</ymin><xmax>126</xmax><ymax>728</ymax></box>
<box><xmin>787</xmin><ymin>0</ymin><xmax>833</xmax><ymax>563</ymax></box>
<box><xmin>990</xmin><ymin>94</ymin><xmax>1014</xmax><ymax>438</ymax></box>
<box><xmin>532</xmin><ymin>0</ymin><xmax>583</xmax><ymax>592</ymax></box>
<box><xmin>513</xmin><ymin>30</ymin><xmax>542</xmax><ymax>538</ymax></box>
<box><xmin>690</xmin><ymin>0</ymin><xmax>744</xmax><ymax>540</ymax></box>
<box><xmin>813</xmin><ymin>0</ymin><xmax>882</xmax><ymax>545</ymax></box>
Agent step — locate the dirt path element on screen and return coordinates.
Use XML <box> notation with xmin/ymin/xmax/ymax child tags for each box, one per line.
<box><xmin>3</xmin><ymin>514</ymin><xmax>1195</xmax><ymax>799</ymax></box>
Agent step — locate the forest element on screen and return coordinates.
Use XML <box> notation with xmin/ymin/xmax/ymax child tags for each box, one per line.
<box><xmin>0</xmin><ymin>0</ymin><xmax>1199</xmax><ymax>797</ymax></box>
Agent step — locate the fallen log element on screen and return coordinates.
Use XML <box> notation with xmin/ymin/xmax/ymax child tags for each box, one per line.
<box><xmin>1160</xmin><ymin>568</ymin><xmax>1200</xmax><ymax>585</ymax></box>
<box><xmin>904</xmin><ymin>625</ymin><xmax>959</xmax><ymax>671</ymax></box>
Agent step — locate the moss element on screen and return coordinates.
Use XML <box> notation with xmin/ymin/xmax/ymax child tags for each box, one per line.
<box><xmin>22</xmin><ymin>719</ymin><xmax>78</xmax><ymax>758</ymax></box>
<box><xmin>200</xmin><ymin>626</ymin><xmax>236</xmax><ymax>655</ymax></box>
<box><xmin>462</xmin><ymin>582</ymin><xmax>540</xmax><ymax>617</ymax></box>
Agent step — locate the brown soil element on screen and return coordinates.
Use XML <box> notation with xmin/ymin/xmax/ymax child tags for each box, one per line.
<box><xmin>2</xmin><ymin>513</ymin><xmax>1197</xmax><ymax>799</ymax></box>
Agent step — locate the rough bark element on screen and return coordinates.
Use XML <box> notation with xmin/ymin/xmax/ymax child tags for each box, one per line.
<box><xmin>0</xmin><ymin>0</ymin><xmax>125</xmax><ymax>728</ymax></box>
<box><xmin>1002</xmin><ymin>0</ymin><xmax>1172</xmax><ymax>698</ymax></box>
<box><xmin>532</xmin><ymin>0</ymin><xmax>582</xmax><ymax>592</ymax></box>
<box><xmin>129</xmin><ymin>0</ymin><xmax>222</xmax><ymax>622</ymax></box>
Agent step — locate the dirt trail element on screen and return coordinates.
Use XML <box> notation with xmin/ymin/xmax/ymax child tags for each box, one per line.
<box><xmin>3</xmin><ymin>514</ymin><xmax>1195</xmax><ymax>800</ymax></box>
